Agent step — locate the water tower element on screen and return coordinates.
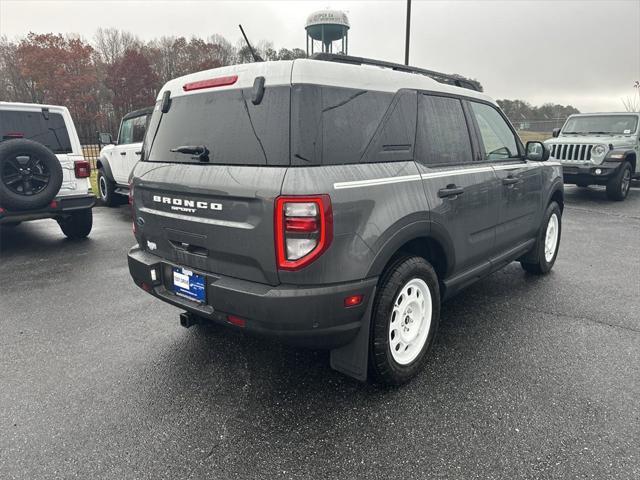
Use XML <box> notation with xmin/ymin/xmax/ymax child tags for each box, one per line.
<box><xmin>305</xmin><ymin>9</ymin><xmax>350</xmax><ymax>55</ymax></box>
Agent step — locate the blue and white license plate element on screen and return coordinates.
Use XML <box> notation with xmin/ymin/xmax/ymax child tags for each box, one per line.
<box><xmin>172</xmin><ymin>267</ymin><xmax>206</xmax><ymax>303</ymax></box>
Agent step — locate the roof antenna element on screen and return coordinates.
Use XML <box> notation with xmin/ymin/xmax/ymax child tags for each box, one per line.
<box><xmin>239</xmin><ymin>24</ymin><xmax>264</xmax><ymax>62</ymax></box>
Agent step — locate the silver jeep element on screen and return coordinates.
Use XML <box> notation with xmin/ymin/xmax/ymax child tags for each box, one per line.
<box><xmin>545</xmin><ymin>112</ymin><xmax>639</xmax><ymax>200</ymax></box>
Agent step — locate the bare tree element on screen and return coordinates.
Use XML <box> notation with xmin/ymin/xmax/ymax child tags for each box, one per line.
<box><xmin>94</xmin><ymin>27</ymin><xmax>141</xmax><ymax>64</ymax></box>
<box><xmin>208</xmin><ymin>34</ymin><xmax>237</xmax><ymax>65</ymax></box>
<box><xmin>621</xmin><ymin>81</ymin><xmax>640</xmax><ymax>112</ymax></box>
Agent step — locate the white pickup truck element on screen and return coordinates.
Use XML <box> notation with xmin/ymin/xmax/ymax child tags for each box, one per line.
<box><xmin>96</xmin><ymin>107</ymin><xmax>153</xmax><ymax>206</ymax></box>
<box><xmin>0</xmin><ymin>101</ymin><xmax>95</xmax><ymax>238</ymax></box>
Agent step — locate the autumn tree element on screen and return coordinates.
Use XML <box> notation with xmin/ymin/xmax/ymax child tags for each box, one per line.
<box><xmin>0</xmin><ymin>28</ymin><xmax>310</xmax><ymax>137</ymax></box>
<box><xmin>15</xmin><ymin>33</ymin><xmax>99</xmax><ymax>133</ymax></box>
<box><xmin>0</xmin><ymin>36</ymin><xmax>34</xmax><ymax>102</ymax></box>
<box><xmin>146</xmin><ymin>36</ymin><xmax>225</xmax><ymax>85</ymax></box>
<box><xmin>105</xmin><ymin>48</ymin><xmax>158</xmax><ymax>121</ymax></box>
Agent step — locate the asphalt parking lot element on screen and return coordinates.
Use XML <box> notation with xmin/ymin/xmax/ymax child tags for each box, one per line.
<box><xmin>1</xmin><ymin>185</ymin><xmax>639</xmax><ymax>480</ymax></box>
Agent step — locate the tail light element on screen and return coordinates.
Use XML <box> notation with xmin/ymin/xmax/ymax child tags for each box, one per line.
<box><xmin>275</xmin><ymin>195</ymin><xmax>332</xmax><ymax>270</ymax></box>
<box><xmin>74</xmin><ymin>160</ymin><xmax>91</xmax><ymax>178</ymax></box>
<box><xmin>4</xmin><ymin>132</ymin><xmax>24</xmax><ymax>139</ymax></box>
<box><xmin>183</xmin><ymin>75</ymin><xmax>238</xmax><ymax>92</ymax></box>
<box><xmin>227</xmin><ymin>315</ymin><xmax>246</xmax><ymax>328</ymax></box>
<box><xmin>344</xmin><ymin>294</ymin><xmax>364</xmax><ymax>308</ymax></box>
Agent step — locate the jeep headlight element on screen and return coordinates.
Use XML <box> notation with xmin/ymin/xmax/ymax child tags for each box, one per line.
<box><xmin>591</xmin><ymin>144</ymin><xmax>607</xmax><ymax>163</ymax></box>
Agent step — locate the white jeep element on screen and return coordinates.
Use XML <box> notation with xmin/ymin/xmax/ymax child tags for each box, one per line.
<box><xmin>96</xmin><ymin>107</ymin><xmax>153</xmax><ymax>206</ymax></box>
<box><xmin>545</xmin><ymin>112</ymin><xmax>639</xmax><ymax>201</ymax></box>
<box><xmin>0</xmin><ymin>102</ymin><xmax>95</xmax><ymax>238</ymax></box>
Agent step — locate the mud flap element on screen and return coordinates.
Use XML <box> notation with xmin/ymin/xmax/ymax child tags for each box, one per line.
<box><xmin>329</xmin><ymin>288</ymin><xmax>376</xmax><ymax>382</ymax></box>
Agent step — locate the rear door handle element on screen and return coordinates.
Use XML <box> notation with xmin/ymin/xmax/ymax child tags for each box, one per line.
<box><xmin>135</xmin><ymin>151</ymin><xmax>141</xmax><ymax>155</ymax></box>
<box><xmin>120</xmin><ymin>151</ymin><xmax>127</xmax><ymax>156</ymax></box>
<box><xmin>502</xmin><ymin>176</ymin><xmax>520</xmax><ymax>186</ymax></box>
<box><xmin>438</xmin><ymin>185</ymin><xmax>465</xmax><ymax>198</ymax></box>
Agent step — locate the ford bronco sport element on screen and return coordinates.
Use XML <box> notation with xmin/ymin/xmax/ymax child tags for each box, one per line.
<box><xmin>96</xmin><ymin>107</ymin><xmax>153</xmax><ymax>206</ymax></box>
<box><xmin>128</xmin><ymin>54</ymin><xmax>564</xmax><ymax>385</ymax></box>
<box><xmin>545</xmin><ymin>112</ymin><xmax>639</xmax><ymax>201</ymax></box>
<box><xmin>0</xmin><ymin>102</ymin><xmax>95</xmax><ymax>238</ymax></box>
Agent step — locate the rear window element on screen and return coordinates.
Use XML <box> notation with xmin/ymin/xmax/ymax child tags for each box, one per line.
<box><xmin>144</xmin><ymin>84</ymin><xmax>417</xmax><ymax>167</ymax></box>
<box><xmin>144</xmin><ymin>86</ymin><xmax>290</xmax><ymax>166</ymax></box>
<box><xmin>0</xmin><ymin>110</ymin><xmax>72</xmax><ymax>154</ymax></box>
<box><xmin>291</xmin><ymin>85</ymin><xmax>416</xmax><ymax>165</ymax></box>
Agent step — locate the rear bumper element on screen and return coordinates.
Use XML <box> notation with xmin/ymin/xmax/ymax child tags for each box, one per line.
<box><xmin>127</xmin><ymin>245</ymin><xmax>377</xmax><ymax>349</ymax></box>
<box><xmin>561</xmin><ymin>161</ymin><xmax>622</xmax><ymax>185</ymax></box>
<box><xmin>0</xmin><ymin>194</ymin><xmax>95</xmax><ymax>224</ymax></box>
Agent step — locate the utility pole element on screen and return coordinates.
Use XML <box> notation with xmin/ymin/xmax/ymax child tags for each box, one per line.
<box><xmin>404</xmin><ymin>0</ymin><xmax>411</xmax><ymax>65</ymax></box>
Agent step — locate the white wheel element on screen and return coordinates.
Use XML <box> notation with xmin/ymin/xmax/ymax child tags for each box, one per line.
<box><xmin>388</xmin><ymin>278</ymin><xmax>432</xmax><ymax>365</ymax></box>
<box><xmin>544</xmin><ymin>213</ymin><xmax>559</xmax><ymax>263</ymax></box>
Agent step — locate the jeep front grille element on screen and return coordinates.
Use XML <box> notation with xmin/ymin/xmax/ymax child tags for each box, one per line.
<box><xmin>550</xmin><ymin>144</ymin><xmax>593</xmax><ymax>161</ymax></box>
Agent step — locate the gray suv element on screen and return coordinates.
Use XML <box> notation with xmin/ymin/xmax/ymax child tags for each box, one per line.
<box><xmin>127</xmin><ymin>54</ymin><xmax>564</xmax><ymax>385</ymax></box>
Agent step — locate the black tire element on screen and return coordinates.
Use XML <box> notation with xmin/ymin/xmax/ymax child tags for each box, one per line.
<box><xmin>369</xmin><ymin>255</ymin><xmax>440</xmax><ymax>386</ymax></box>
<box><xmin>1</xmin><ymin>221</ymin><xmax>21</xmax><ymax>228</ymax></box>
<box><xmin>520</xmin><ymin>201</ymin><xmax>562</xmax><ymax>275</ymax></box>
<box><xmin>58</xmin><ymin>209</ymin><xmax>92</xmax><ymax>239</ymax></box>
<box><xmin>97</xmin><ymin>168</ymin><xmax>118</xmax><ymax>207</ymax></box>
<box><xmin>0</xmin><ymin>139</ymin><xmax>63</xmax><ymax>211</ymax></box>
<box><xmin>606</xmin><ymin>162</ymin><xmax>632</xmax><ymax>201</ymax></box>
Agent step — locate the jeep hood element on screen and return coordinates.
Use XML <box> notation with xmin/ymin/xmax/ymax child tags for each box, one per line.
<box><xmin>545</xmin><ymin>135</ymin><xmax>637</xmax><ymax>148</ymax></box>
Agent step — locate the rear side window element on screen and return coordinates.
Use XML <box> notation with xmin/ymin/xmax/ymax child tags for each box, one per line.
<box><xmin>469</xmin><ymin>102</ymin><xmax>519</xmax><ymax>160</ymax></box>
<box><xmin>132</xmin><ymin>115</ymin><xmax>147</xmax><ymax>143</ymax></box>
<box><xmin>0</xmin><ymin>110</ymin><xmax>72</xmax><ymax>154</ymax></box>
<box><xmin>119</xmin><ymin>117</ymin><xmax>134</xmax><ymax>144</ymax></box>
<box><xmin>291</xmin><ymin>86</ymin><xmax>415</xmax><ymax>165</ymax></box>
<box><xmin>144</xmin><ymin>86</ymin><xmax>290</xmax><ymax>166</ymax></box>
<box><xmin>416</xmin><ymin>94</ymin><xmax>473</xmax><ymax>166</ymax></box>
<box><xmin>119</xmin><ymin>115</ymin><xmax>148</xmax><ymax>145</ymax></box>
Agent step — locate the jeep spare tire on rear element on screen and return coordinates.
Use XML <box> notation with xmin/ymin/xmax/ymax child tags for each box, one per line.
<box><xmin>0</xmin><ymin>138</ymin><xmax>63</xmax><ymax>211</ymax></box>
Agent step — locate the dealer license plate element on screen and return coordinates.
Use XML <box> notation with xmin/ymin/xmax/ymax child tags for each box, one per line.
<box><xmin>172</xmin><ymin>267</ymin><xmax>206</xmax><ymax>303</ymax></box>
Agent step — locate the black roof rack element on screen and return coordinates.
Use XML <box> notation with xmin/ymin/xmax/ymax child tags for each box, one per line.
<box><xmin>122</xmin><ymin>106</ymin><xmax>154</xmax><ymax>121</ymax></box>
<box><xmin>309</xmin><ymin>53</ymin><xmax>481</xmax><ymax>92</ymax></box>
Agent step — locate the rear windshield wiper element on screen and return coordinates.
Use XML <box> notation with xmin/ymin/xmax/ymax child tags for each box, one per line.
<box><xmin>170</xmin><ymin>145</ymin><xmax>210</xmax><ymax>162</ymax></box>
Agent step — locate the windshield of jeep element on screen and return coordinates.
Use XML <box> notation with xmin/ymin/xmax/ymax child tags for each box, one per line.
<box><xmin>562</xmin><ymin>115</ymin><xmax>639</xmax><ymax>135</ymax></box>
<box><xmin>143</xmin><ymin>86</ymin><xmax>290</xmax><ymax>166</ymax></box>
<box><xmin>0</xmin><ymin>110</ymin><xmax>73</xmax><ymax>153</ymax></box>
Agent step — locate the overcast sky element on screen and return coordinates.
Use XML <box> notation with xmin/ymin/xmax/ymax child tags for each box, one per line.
<box><xmin>1</xmin><ymin>0</ymin><xmax>639</xmax><ymax>112</ymax></box>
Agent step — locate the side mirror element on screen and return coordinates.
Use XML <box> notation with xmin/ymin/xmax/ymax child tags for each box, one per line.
<box><xmin>98</xmin><ymin>132</ymin><xmax>114</xmax><ymax>145</ymax></box>
<box><xmin>552</xmin><ymin>128</ymin><xmax>561</xmax><ymax>138</ymax></box>
<box><xmin>526</xmin><ymin>141</ymin><xmax>550</xmax><ymax>162</ymax></box>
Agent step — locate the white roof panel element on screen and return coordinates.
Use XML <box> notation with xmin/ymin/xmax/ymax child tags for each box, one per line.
<box><xmin>158</xmin><ymin>58</ymin><xmax>496</xmax><ymax>105</ymax></box>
